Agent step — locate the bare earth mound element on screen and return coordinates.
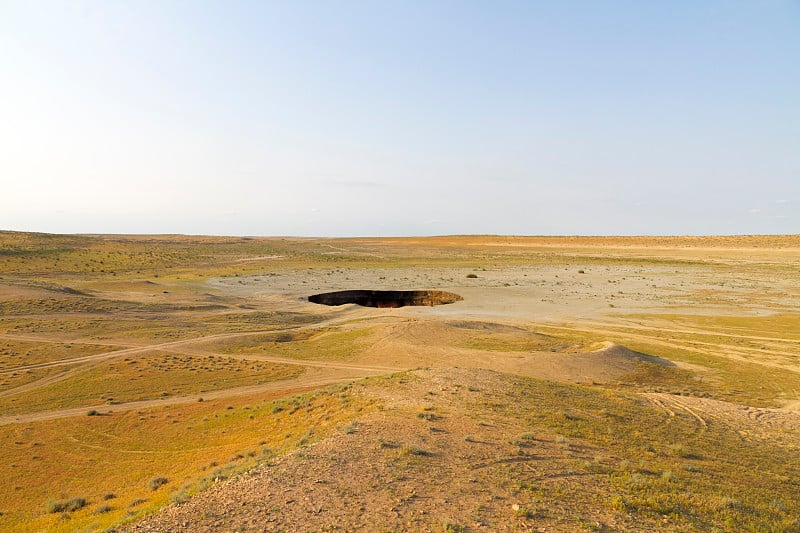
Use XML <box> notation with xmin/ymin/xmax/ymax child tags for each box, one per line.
<box><xmin>125</xmin><ymin>368</ymin><xmax>800</xmax><ymax>533</ymax></box>
<box><xmin>514</xmin><ymin>342</ymin><xmax>675</xmax><ymax>384</ymax></box>
<box><xmin>2</xmin><ymin>233</ymin><xmax>800</xmax><ymax>532</ymax></box>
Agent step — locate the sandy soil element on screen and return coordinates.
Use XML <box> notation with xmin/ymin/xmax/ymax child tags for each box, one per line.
<box><xmin>2</xmin><ymin>234</ymin><xmax>799</xmax><ymax>532</ymax></box>
<box><xmin>124</xmin><ymin>368</ymin><xmax>800</xmax><ymax>533</ymax></box>
<box><xmin>123</xmin><ymin>369</ymin><xmax>649</xmax><ymax>533</ymax></box>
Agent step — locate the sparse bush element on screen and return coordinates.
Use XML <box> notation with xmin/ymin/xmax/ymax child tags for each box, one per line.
<box><xmin>86</xmin><ymin>409</ymin><xmax>98</xmax><ymax>416</ymax></box>
<box><xmin>627</xmin><ymin>473</ymin><xmax>647</xmax><ymax>489</ymax></box>
<box><xmin>46</xmin><ymin>500</ymin><xmax>63</xmax><ymax>514</ymax></box>
<box><xmin>583</xmin><ymin>457</ymin><xmax>610</xmax><ymax>474</ymax></box>
<box><xmin>148</xmin><ymin>476</ymin><xmax>168</xmax><ymax>490</ymax></box>
<box><xmin>399</xmin><ymin>445</ymin><xmax>429</xmax><ymax>457</ymax></box>
<box><xmin>771</xmin><ymin>499</ymin><xmax>789</xmax><ymax>513</ymax></box>
<box><xmin>443</xmin><ymin>521</ymin><xmax>465</xmax><ymax>532</ymax></box>
<box><xmin>63</xmin><ymin>497</ymin><xmax>87</xmax><ymax>512</ymax></box>
<box><xmin>670</xmin><ymin>444</ymin><xmax>689</xmax><ymax>458</ymax></box>
<box><xmin>94</xmin><ymin>504</ymin><xmax>112</xmax><ymax>514</ymax></box>
<box><xmin>713</xmin><ymin>496</ymin><xmax>742</xmax><ymax>510</ymax></box>
<box><xmin>512</xmin><ymin>503</ymin><xmax>535</xmax><ymax>518</ymax></box>
<box><xmin>47</xmin><ymin>497</ymin><xmax>87</xmax><ymax>513</ymax></box>
<box><xmin>102</xmin><ymin>492</ymin><xmax>116</xmax><ymax>500</ymax></box>
<box><xmin>610</xmin><ymin>494</ymin><xmax>628</xmax><ymax>512</ymax></box>
<box><xmin>171</xmin><ymin>491</ymin><xmax>190</xmax><ymax>504</ymax></box>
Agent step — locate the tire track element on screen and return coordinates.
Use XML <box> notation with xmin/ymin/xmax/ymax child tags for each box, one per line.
<box><xmin>0</xmin><ymin>316</ymin><xmax>365</xmax><ymax>399</ymax></box>
<box><xmin>0</xmin><ymin>369</ymin><xmax>379</xmax><ymax>426</ymax></box>
<box><xmin>644</xmin><ymin>392</ymin><xmax>800</xmax><ymax>446</ymax></box>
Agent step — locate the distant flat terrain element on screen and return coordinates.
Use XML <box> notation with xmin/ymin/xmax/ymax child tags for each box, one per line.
<box><xmin>0</xmin><ymin>232</ymin><xmax>798</xmax><ymax>532</ymax></box>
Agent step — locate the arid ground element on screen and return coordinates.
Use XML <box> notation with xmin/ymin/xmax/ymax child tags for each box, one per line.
<box><xmin>1</xmin><ymin>232</ymin><xmax>798</xmax><ymax>532</ymax></box>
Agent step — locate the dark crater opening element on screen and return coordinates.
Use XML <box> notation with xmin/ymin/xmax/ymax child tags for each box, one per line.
<box><xmin>308</xmin><ymin>290</ymin><xmax>463</xmax><ymax>308</ymax></box>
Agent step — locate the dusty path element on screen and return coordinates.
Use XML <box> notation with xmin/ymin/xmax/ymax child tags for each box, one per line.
<box><xmin>166</xmin><ymin>345</ymin><xmax>401</xmax><ymax>373</ymax></box>
<box><xmin>0</xmin><ymin>314</ymin><xmax>365</xmax><ymax>398</ymax></box>
<box><xmin>0</xmin><ymin>367</ymin><xmax>380</xmax><ymax>426</ymax></box>
<box><xmin>0</xmin><ymin>311</ymin><xmax>404</xmax><ymax>425</ymax></box>
<box><xmin>644</xmin><ymin>392</ymin><xmax>800</xmax><ymax>447</ymax></box>
<box><xmin>0</xmin><ymin>333</ymin><xmax>140</xmax><ymax>347</ymax></box>
<box><xmin>534</xmin><ymin>323</ymin><xmax>800</xmax><ymax>372</ymax></box>
<box><xmin>554</xmin><ymin>318</ymin><xmax>800</xmax><ymax>345</ymax></box>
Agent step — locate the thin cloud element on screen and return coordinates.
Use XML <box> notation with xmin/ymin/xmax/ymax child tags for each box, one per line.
<box><xmin>322</xmin><ymin>180</ymin><xmax>388</xmax><ymax>189</ymax></box>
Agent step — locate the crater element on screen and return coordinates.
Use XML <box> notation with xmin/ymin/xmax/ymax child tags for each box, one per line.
<box><xmin>308</xmin><ymin>290</ymin><xmax>463</xmax><ymax>308</ymax></box>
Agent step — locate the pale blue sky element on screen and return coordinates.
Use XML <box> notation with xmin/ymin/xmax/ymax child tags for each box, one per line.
<box><xmin>1</xmin><ymin>1</ymin><xmax>798</xmax><ymax>236</ymax></box>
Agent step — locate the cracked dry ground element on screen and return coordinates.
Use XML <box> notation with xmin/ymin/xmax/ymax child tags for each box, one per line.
<box><xmin>123</xmin><ymin>368</ymin><xmax>800</xmax><ymax>533</ymax></box>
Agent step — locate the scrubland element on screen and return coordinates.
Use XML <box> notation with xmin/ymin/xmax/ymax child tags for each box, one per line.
<box><xmin>0</xmin><ymin>231</ymin><xmax>798</xmax><ymax>532</ymax></box>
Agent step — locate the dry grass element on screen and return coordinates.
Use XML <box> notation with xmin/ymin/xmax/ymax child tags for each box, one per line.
<box><xmin>0</xmin><ymin>352</ymin><xmax>303</xmax><ymax>415</ymax></box>
<box><xmin>0</xmin><ymin>366</ymin><xmax>68</xmax><ymax>392</ymax></box>
<box><xmin>1</xmin><ymin>231</ymin><xmax>799</xmax><ymax>532</ymax></box>
<box><xmin>0</xmin><ymin>340</ymin><xmax>117</xmax><ymax>368</ymax></box>
<box><xmin>0</xmin><ymin>384</ymin><xmax>375</xmax><ymax>532</ymax></box>
<box><xmin>534</xmin><ymin>312</ymin><xmax>800</xmax><ymax>407</ymax></box>
<box><xmin>214</xmin><ymin>328</ymin><xmax>376</xmax><ymax>362</ymax></box>
<box><xmin>128</xmin><ymin>369</ymin><xmax>800</xmax><ymax>532</ymax></box>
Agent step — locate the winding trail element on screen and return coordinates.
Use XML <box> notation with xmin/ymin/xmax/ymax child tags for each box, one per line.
<box><xmin>0</xmin><ymin>370</ymin><xmax>378</xmax><ymax>426</ymax></box>
<box><xmin>534</xmin><ymin>322</ymin><xmax>800</xmax><ymax>372</ymax></box>
<box><xmin>643</xmin><ymin>392</ymin><xmax>800</xmax><ymax>446</ymax></box>
<box><xmin>0</xmin><ymin>315</ymin><xmax>367</xmax><ymax>397</ymax></box>
<box><xmin>0</xmin><ymin>314</ymin><xmax>404</xmax><ymax>425</ymax></box>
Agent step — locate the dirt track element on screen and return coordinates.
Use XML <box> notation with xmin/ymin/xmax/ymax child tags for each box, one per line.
<box><xmin>0</xmin><ymin>370</ymin><xmax>372</xmax><ymax>425</ymax></box>
<box><xmin>2</xmin><ymin>234</ymin><xmax>800</xmax><ymax>533</ymax></box>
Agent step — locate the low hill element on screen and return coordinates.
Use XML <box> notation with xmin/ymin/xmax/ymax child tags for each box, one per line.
<box><xmin>125</xmin><ymin>368</ymin><xmax>800</xmax><ymax>532</ymax></box>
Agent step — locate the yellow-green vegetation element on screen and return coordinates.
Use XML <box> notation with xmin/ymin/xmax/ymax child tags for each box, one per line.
<box><xmin>0</xmin><ymin>309</ymin><xmax>320</xmax><ymax>341</ymax></box>
<box><xmin>666</xmin><ymin>313</ymin><xmax>800</xmax><ymax>340</ymax></box>
<box><xmin>214</xmin><ymin>327</ymin><xmax>377</xmax><ymax>361</ymax></box>
<box><xmin>0</xmin><ymin>231</ymin><xmax>388</xmax><ymax>280</ymax></box>
<box><xmin>0</xmin><ymin>383</ymin><xmax>375</xmax><ymax>533</ymax></box>
<box><xmin>471</xmin><ymin>374</ymin><xmax>799</xmax><ymax>532</ymax></box>
<box><xmin>0</xmin><ymin>366</ymin><xmax>67</xmax><ymax>392</ymax></box>
<box><xmin>0</xmin><ymin>340</ymin><xmax>117</xmax><ymax>368</ymax></box>
<box><xmin>9</xmin><ymin>232</ymin><xmax>797</xmax><ymax>283</ymax></box>
<box><xmin>454</xmin><ymin>325</ymin><xmax>582</xmax><ymax>353</ymax></box>
<box><xmin>1</xmin><ymin>231</ymin><xmax>799</xmax><ymax>531</ymax></box>
<box><xmin>535</xmin><ymin>314</ymin><xmax>800</xmax><ymax>407</ymax></box>
<box><xmin>0</xmin><ymin>352</ymin><xmax>304</xmax><ymax>415</ymax></box>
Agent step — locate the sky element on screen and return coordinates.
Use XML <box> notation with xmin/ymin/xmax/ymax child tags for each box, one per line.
<box><xmin>1</xmin><ymin>1</ymin><xmax>798</xmax><ymax>237</ymax></box>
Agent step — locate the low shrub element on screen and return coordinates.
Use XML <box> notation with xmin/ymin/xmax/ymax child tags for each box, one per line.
<box><xmin>148</xmin><ymin>476</ymin><xmax>168</xmax><ymax>490</ymax></box>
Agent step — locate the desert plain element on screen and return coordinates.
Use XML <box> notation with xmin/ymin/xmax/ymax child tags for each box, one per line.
<box><xmin>0</xmin><ymin>231</ymin><xmax>798</xmax><ymax>532</ymax></box>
